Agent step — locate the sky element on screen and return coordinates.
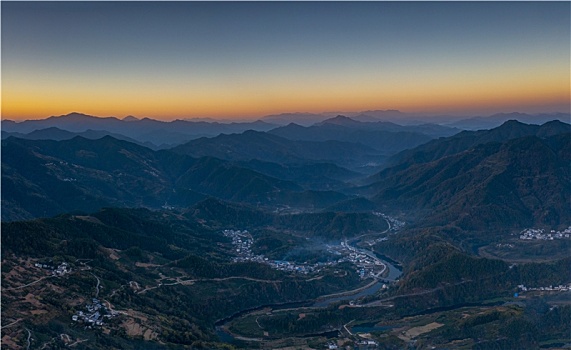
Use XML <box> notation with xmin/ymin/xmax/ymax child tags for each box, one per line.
<box><xmin>2</xmin><ymin>1</ymin><xmax>570</xmax><ymax>121</ymax></box>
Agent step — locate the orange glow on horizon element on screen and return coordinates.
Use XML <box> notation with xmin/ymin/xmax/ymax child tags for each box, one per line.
<box><xmin>3</xmin><ymin>97</ymin><xmax>569</xmax><ymax>121</ymax></box>
<box><xmin>2</xmin><ymin>67</ymin><xmax>569</xmax><ymax>121</ymax></box>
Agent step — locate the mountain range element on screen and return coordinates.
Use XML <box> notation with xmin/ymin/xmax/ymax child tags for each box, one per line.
<box><xmin>3</xmin><ymin>118</ymin><xmax>568</xmax><ymax>231</ymax></box>
<box><xmin>364</xmin><ymin>120</ymin><xmax>571</xmax><ymax>230</ymax></box>
<box><xmin>268</xmin><ymin>119</ymin><xmax>445</xmax><ymax>155</ymax></box>
<box><xmin>378</xmin><ymin>119</ymin><xmax>571</xmax><ymax>173</ymax></box>
<box><xmin>445</xmin><ymin>112</ymin><xmax>571</xmax><ymax>130</ymax></box>
<box><xmin>3</xmin><ymin>113</ymin><xmax>467</xmax><ymax>173</ymax></box>
<box><xmin>170</xmin><ymin>129</ymin><xmax>386</xmax><ymax>171</ymax></box>
<box><xmin>5</xmin><ymin>111</ymin><xmax>568</xmax><ymax>149</ymax></box>
<box><xmin>261</xmin><ymin>110</ymin><xmax>569</xmax><ymax>129</ymax></box>
<box><xmin>3</xmin><ymin>113</ymin><xmax>571</xmax><ymax>349</ymax></box>
<box><xmin>1</xmin><ymin>136</ymin><xmax>352</xmax><ymax>221</ymax></box>
<box><xmin>1</xmin><ymin>126</ymin><xmax>158</xmax><ymax>149</ymax></box>
<box><xmin>1</xmin><ymin>112</ymin><xmax>278</xmax><ymax>148</ymax></box>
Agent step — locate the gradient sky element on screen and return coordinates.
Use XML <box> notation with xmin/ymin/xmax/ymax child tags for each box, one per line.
<box><xmin>2</xmin><ymin>1</ymin><xmax>570</xmax><ymax>120</ymax></box>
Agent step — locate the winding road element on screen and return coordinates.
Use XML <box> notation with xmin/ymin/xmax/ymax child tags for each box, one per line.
<box><xmin>0</xmin><ymin>318</ymin><xmax>23</xmax><ymax>330</ymax></box>
<box><xmin>25</xmin><ymin>328</ymin><xmax>32</xmax><ymax>350</ymax></box>
<box><xmin>90</xmin><ymin>273</ymin><xmax>101</xmax><ymax>298</ymax></box>
<box><xmin>343</xmin><ymin>320</ymin><xmax>355</xmax><ymax>336</ymax></box>
<box><xmin>137</xmin><ymin>276</ymin><xmax>284</xmax><ymax>294</ymax></box>
<box><xmin>314</xmin><ymin>278</ymin><xmax>379</xmax><ymax>301</ymax></box>
<box><xmin>3</xmin><ymin>276</ymin><xmax>55</xmax><ymax>291</ymax></box>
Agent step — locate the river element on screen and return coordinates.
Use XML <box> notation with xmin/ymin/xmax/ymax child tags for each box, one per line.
<box><xmin>298</xmin><ymin>251</ymin><xmax>402</xmax><ymax>309</ymax></box>
<box><xmin>215</xmin><ymin>249</ymin><xmax>402</xmax><ymax>343</ymax></box>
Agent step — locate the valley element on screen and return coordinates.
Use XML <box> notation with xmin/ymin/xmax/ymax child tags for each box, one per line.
<box><xmin>3</xmin><ymin>1</ymin><xmax>571</xmax><ymax>348</ymax></box>
<box><xmin>1</xmin><ymin>207</ymin><xmax>403</xmax><ymax>349</ymax></box>
<box><xmin>2</xmin><ymin>116</ymin><xmax>570</xmax><ymax>349</ymax></box>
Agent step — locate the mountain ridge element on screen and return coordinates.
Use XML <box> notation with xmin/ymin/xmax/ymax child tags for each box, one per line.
<box><xmin>170</xmin><ymin>129</ymin><xmax>385</xmax><ymax>171</ymax></box>
<box><xmin>374</xmin><ymin>119</ymin><xmax>571</xmax><ymax>179</ymax></box>
<box><xmin>1</xmin><ymin>112</ymin><xmax>279</xmax><ymax>147</ymax></box>
<box><xmin>366</xmin><ymin>130</ymin><xmax>571</xmax><ymax>230</ymax></box>
<box><xmin>1</xmin><ymin>136</ymin><xmax>349</xmax><ymax>221</ymax></box>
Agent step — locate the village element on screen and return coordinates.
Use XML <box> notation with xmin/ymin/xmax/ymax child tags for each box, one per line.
<box><xmin>517</xmin><ymin>283</ymin><xmax>571</xmax><ymax>293</ymax></box>
<box><xmin>327</xmin><ymin>241</ymin><xmax>387</xmax><ymax>279</ymax></box>
<box><xmin>327</xmin><ymin>339</ymin><xmax>379</xmax><ymax>350</ymax></box>
<box><xmin>34</xmin><ymin>261</ymin><xmax>72</xmax><ymax>276</ymax></box>
<box><xmin>71</xmin><ymin>298</ymin><xmax>119</xmax><ymax>327</ymax></box>
<box><xmin>33</xmin><ymin>259</ymin><xmax>121</xmax><ymax>328</ymax></box>
<box><xmin>372</xmin><ymin>212</ymin><xmax>405</xmax><ymax>232</ymax></box>
<box><xmin>222</xmin><ymin>229</ymin><xmax>323</xmax><ymax>274</ymax></box>
<box><xmin>222</xmin><ymin>229</ymin><xmax>387</xmax><ymax>279</ymax></box>
<box><xmin>518</xmin><ymin>226</ymin><xmax>571</xmax><ymax>240</ymax></box>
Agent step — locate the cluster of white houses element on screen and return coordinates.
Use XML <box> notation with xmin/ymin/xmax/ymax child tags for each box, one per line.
<box><xmin>328</xmin><ymin>242</ymin><xmax>386</xmax><ymax>279</ymax></box>
<box><xmin>223</xmin><ymin>229</ymin><xmax>324</xmax><ymax>274</ymax></box>
<box><xmin>517</xmin><ymin>284</ymin><xmax>571</xmax><ymax>292</ymax></box>
<box><xmin>372</xmin><ymin>212</ymin><xmax>405</xmax><ymax>232</ymax></box>
<box><xmin>71</xmin><ymin>298</ymin><xmax>118</xmax><ymax>326</ymax></box>
<box><xmin>224</xmin><ymin>229</ymin><xmax>388</xmax><ymax>279</ymax></box>
<box><xmin>223</xmin><ymin>229</ymin><xmax>255</xmax><ymax>257</ymax></box>
<box><xmin>518</xmin><ymin>226</ymin><xmax>571</xmax><ymax>240</ymax></box>
<box><xmin>34</xmin><ymin>261</ymin><xmax>71</xmax><ymax>276</ymax></box>
<box><xmin>327</xmin><ymin>339</ymin><xmax>379</xmax><ymax>349</ymax></box>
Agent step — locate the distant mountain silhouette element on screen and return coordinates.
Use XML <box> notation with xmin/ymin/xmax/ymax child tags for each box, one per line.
<box><xmin>316</xmin><ymin>115</ymin><xmax>363</xmax><ymax>127</ymax></box>
<box><xmin>2</xmin><ymin>127</ymin><xmax>77</xmax><ymax>140</ymax></box>
<box><xmin>1</xmin><ymin>127</ymin><xmax>156</xmax><ymax>148</ymax></box>
<box><xmin>171</xmin><ymin>130</ymin><xmax>385</xmax><ymax>171</ymax></box>
<box><xmin>349</xmin><ymin>114</ymin><xmax>382</xmax><ymax>123</ymax></box>
<box><xmin>1</xmin><ymin>112</ymin><xmax>278</xmax><ymax>147</ymax></box>
<box><xmin>354</xmin><ymin>109</ymin><xmax>406</xmax><ymax>119</ymax></box>
<box><xmin>268</xmin><ymin>121</ymin><xmax>436</xmax><ymax>157</ymax></box>
<box><xmin>315</xmin><ymin>115</ymin><xmax>460</xmax><ymax>137</ymax></box>
<box><xmin>447</xmin><ymin>112</ymin><xmax>570</xmax><ymax>130</ymax></box>
<box><xmin>260</xmin><ymin>112</ymin><xmax>329</xmax><ymax>126</ymax></box>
